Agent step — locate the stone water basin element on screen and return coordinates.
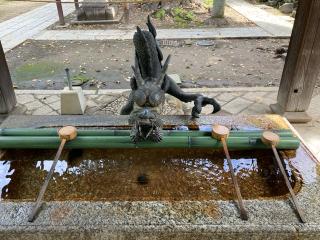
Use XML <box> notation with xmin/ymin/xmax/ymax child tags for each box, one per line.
<box><xmin>0</xmin><ymin>114</ymin><xmax>319</xmax><ymax>240</ymax></box>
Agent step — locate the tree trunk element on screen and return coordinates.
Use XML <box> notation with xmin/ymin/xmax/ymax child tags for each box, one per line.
<box><xmin>0</xmin><ymin>41</ymin><xmax>16</xmax><ymax>114</ymax></box>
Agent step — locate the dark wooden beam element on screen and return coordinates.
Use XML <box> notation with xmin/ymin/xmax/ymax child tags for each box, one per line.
<box><xmin>271</xmin><ymin>0</ymin><xmax>320</xmax><ymax>122</ymax></box>
<box><xmin>0</xmin><ymin>41</ymin><xmax>16</xmax><ymax>114</ymax></box>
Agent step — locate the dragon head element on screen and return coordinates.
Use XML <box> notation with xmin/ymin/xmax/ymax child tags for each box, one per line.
<box><xmin>129</xmin><ymin>53</ymin><xmax>171</xmax><ymax>142</ymax></box>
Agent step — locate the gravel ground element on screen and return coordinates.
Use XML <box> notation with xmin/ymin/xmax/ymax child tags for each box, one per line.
<box><xmin>6</xmin><ymin>38</ymin><xmax>293</xmax><ymax>90</ymax></box>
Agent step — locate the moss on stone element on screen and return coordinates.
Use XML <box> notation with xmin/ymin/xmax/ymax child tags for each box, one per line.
<box><xmin>203</xmin><ymin>0</ymin><xmax>214</xmax><ymax>9</ymax></box>
<box><xmin>14</xmin><ymin>61</ymin><xmax>63</xmax><ymax>81</ymax></box>
<box><xmin>152</xmin><ymin>8</ymin><xmax>166</xmax><ymax>20</ymax></box>
<box><xmin>172</xmin><ymin>7</ymin><xmax>199</xmax><ymax>27</ymax></box>
<box><xmin>72</xmin><ymin>73</ymin><xmax>91</xmax><ymax>86</ymax></box>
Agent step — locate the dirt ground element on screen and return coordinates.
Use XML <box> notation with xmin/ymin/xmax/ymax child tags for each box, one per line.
<box><xmin>51</xmin><ymin>4</ymin><xmax>254</xmax><ymax>30</ymax></box>
<box><xmin>5</xmin><ymin>38</ymin><xmax>294</xmax><ymax>90</ymax></box>
<box><xmin>0</xmin><ymin>0</ymin><xmax>44</xmax><ymax>22</ymax></box>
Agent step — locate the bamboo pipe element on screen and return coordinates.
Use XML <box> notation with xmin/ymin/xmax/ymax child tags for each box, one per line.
<box><xmin>212</xmin><ymin>125</ymin><xmax>249</xmax><ymax>220</ymax></box>
<box><xmin>0</xmin><ymin>128</ymin><xmax>295</xmax><ymax>137</ymax></box>
<box><xmin>28</xmin><ymin>126</ymin><xmax>77</xmax><ymax>222</ymax></box>
<box><xmin>261</xmin><ymin>131</ymin><xmax>306</xmax><ymax>223</ymax></box>
<box><xmin>0</xmin><ymin>136</ymin><xmax>300</xmax><ymax>149</ymax></box>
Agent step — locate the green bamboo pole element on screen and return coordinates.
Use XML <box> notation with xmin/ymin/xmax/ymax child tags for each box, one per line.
<box><xmin>0</xmin><ymin>136</ymin><xmax>300</xmax><ymax>149</ymax></box>
<box><xmin>0</xmin><ymin>128</ymin><xmax>295</xmax><ymax>138</ymax></box>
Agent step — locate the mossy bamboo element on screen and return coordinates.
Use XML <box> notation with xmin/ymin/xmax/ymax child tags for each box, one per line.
<box><xmin>0</xmin><ymin>128</ymin><xmax>294</xmax><ymax>138</ymax></box>
<box><xmin>0</xmin><ymin>136</ymin><xmax>300</xmax><ymax>149</ymax></box>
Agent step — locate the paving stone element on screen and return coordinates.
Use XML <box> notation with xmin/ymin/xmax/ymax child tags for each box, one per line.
<box><xmin>205</xmin><ymin>92</ymin><xmax>221</xmax><ymax>99</ymax></box>
<box><xmin>1</xmin><ymin>3</ymin><xmax>74</xmax><ymax>52</ymax></box>
<box><xmin>10</xmin><ymin>104</ymin><xmax>28</xmax><ymax>114</ymax></box>
<box><xmin>242</xmin><ymin>91</ymin><xmax>268</xmax><ymax>102</ymax></box>
<box><xmin>16</xmin><ymin>94</ymin><xmax>35</xmax><ymax>104</ymax></box>
<box><xmin>41</xmin><ymin>95</ymin><xmax>60</xmax><ymax>104</ymax></box>
<box><xmin>85</xmin><ymin>106</ymin><xmax>100</xmax><ymax>115</ymax></box>
<box><xmin>26</xmin><ymin>100</ymin><xmax>45</xmax><ymax>111</ymax></box>
<box><xmin>49</xmin><ymin>101</ymin><xmax>61</xmax><ymax>111</ymax></box>
<box><xmin>218</xmin><ymin>100</ymin><xmax>228</xmax><ymax>106</ymax></box>
<box><xmin>85</xmin><ymin>98</ymin><xmax>98</xmax><ymax>108</ymax></box>
<box><xmin>240</xmin><ymin>102</ymin><xmax>272</xmax><ymax>115</ymax></box>
<box><xmin>222</xmin><ymin>97</ymin><xmax>253</xmax><ymax>114</ymax></box>
<box><xmin>32</xmin><ymin>105</ymin><xmax>55</xmax><ymax>115</ymax></box>
<box><xmin>35</xmin><ymin>94</ymin><xmax>51</xmax><ymax>100</ymax></box>
<box><xmin>7</xmin><ymin>89</ymin><xmax>320</xmax><ymax>122</ymax></box>
<box><xmin>216</xmin><ymin>93</ymin><xmax>238</xmax><ymax>102</ymax></box>
<box><xmin>227</xmin><ymin>0</ymin><xmax>293</xmax><ymax>37</ymax></box>
<box><xmin>94</xmin><ymin>95</ymin><xmax>119</xmax><ymax>105</ymax></box>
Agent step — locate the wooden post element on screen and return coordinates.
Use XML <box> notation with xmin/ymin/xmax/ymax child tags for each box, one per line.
<box><xmin>74</xmin><ymin>0</ymin><xmax>79</xmax><ymax>10</ymax></box>
<box><xmin>124</xmin><ymin>3</ymin><xmax>130</xmax><ymax>24</ymax></box>
<box><xmin>212</xmin><ymin>0</ymin><xmax>226</xmax><ymax>18</ymax></box>
<box><xmin>270</xmin><ymin>0</ymin><xmax>320</xmax><ymax>123</ymax></box>
<box><xmin>0</xmin><ymin>41</ymin><xmax>16</xmax><ymax>114</ymax></box>
<box><xmin>56</xmin><ymin>0</ymin><xmax>65</xmax><ymax>25</ymax></box>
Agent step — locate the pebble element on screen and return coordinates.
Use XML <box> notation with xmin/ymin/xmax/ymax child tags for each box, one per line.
<box><xmin>279</xmin><ymin>3</ymin><xmax>294</xmax><ymax>14</ymax></box>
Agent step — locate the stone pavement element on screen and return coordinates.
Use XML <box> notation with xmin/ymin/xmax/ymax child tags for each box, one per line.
<box><xmin>0</xmin><ymin>3</ymin><xmax>74</xmax><ymax>53</ymax></box>
<box><xmin>32</xmin><ymin>0</ymin><xmax>294</xmax><ymax>41</ymax></box>
<box><xmin>226</xmin><ymin>0</ymin><xmax>293</xmax><ymax>37</ymax></box>
<box><xmin>10</xmin><ymin>87</ymin><xmax>320</xmax><ymax>161</ymax></box>
<box><xmin>0</xmin><ymin>0</ymin><xmax>293</xmax><ymax>51</ymax></box>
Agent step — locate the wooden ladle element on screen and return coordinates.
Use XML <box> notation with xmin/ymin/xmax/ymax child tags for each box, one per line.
<box><xmin>212</xmin><ymin>125</ymin><xmax>249</xmax><ymax>220</ymax></box>
<box><xmin>28</xmin><ymin>126</ymin><xmax>77</xmax><ymax>222</ymax></box>
<box><xmin>261</xmin><ymin>131</ymin><xmax>306</xmax><ymax>223</ymax></box>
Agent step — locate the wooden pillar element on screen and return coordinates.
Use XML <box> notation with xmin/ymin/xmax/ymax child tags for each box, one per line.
<box><xmin>56</xmin><ymin>0</ymin><xmax>65</xmax><ymax>25</ymax></box>
<box><xmin>124</xmin><ymin>3</ymin><xmax>130</xmax><ymax>24</ymax></box>
<box><xmin>270</xmin><ymin>0</ymin><xmax>320</xmax><ymax>123</ymax></box>
<box><xmin>0</xmin><ymin>41</ymin><xmax>16</xmax><ymax>114</ymax></box>
<box><xmin>74</xmin><ymin>0</ymin><xmax>79</xmax><ymax>10</ymax></box>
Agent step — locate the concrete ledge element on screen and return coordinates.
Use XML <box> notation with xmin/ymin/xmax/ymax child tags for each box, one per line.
<box><xmin>14</xmin><ymin>87</ymin><xmax>279</xmax><ymax>95</ymax></box>
<box><xmin>31</xmin><ymin>27</ymin><xmax>273</xmax><ymax>41</ymax></box>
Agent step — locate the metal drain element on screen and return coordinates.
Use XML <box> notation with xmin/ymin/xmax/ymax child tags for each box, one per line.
<box><xmin>157</xmin><ymin>39</ymin><xmax>183</xmax><ymax>47</ymax></box>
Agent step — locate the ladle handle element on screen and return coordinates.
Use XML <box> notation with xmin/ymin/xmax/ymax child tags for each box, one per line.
<box><xmin>222</xmin><ymin>138</ymin><xmax>249</xmax><ymax>221</ymax></box>
<box><xmin>28</xmin><ymin>138</ymin><xmax>67</xmax><ymax>222</ymax></box>
<box><xmin>271</xmin><ymin>144</ymin><xmax>306</xmax><ymax>223</ymax></box>
<box><xmin>65</xmin><ymin>68</ymin><xmax>72</xmax><ymax>91</ymax></box>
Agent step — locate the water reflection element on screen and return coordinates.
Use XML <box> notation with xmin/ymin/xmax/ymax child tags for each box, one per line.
<box><xmin>0</xmin><ymin>161</ymin><xmax>13</xmax><ymax>198</ymax></box>
<box><xmin>0</xmin><ymin>148</ymin><xmax>314</xmax><ymax>202</ymax></box>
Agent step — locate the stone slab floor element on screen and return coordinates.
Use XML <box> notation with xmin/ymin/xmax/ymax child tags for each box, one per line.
<box><xmin>6</xmin><ymin>87</ymin><xmax>320</xmax><ymax>161</ymax></box>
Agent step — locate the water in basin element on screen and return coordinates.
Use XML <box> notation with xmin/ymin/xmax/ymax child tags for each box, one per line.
<box><xmin>0</xmin><ymin>148</ymin><xmax>311</xmax><ymax>202</ymax></box>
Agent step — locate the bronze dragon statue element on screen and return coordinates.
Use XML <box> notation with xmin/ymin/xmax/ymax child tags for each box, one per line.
<box><xmin>121</xmin><ymin>16</ymin><xmax>221</xmax><ymax>142</ymax></box>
